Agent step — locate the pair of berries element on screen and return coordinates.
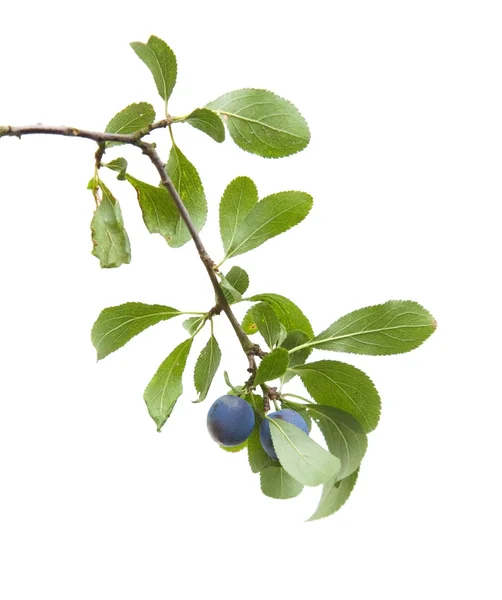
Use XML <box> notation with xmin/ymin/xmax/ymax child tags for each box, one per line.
<box><xmin>207</xmin><ymin>395</ymin><xmax>308</xmax><ymax>460</ymax></box>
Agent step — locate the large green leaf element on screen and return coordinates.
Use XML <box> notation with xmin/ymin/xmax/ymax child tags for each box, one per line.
<box><xmin>224</xmin><ymin>191</ymin><xmax>312</xmax><ymax>260</ymax></box>
<box><xmin>268</xmin><ymin>418</ymin><xmax>341</xmax><ymax>486</ymax></box>
<box><xmin>248</xmin><ymin>293</ymin><xmax>313</xmax><ymax>337</ymax></box>
<box><xmin>193</xmin><ymin>334</ymin><xmax>221</xmax><ymax>403</ymax></box>
<box><xmin>248</xmin><ymin>425</ymin><xmax>272</xmax><ymax>473</ymax></box>
<box><xmin>183</xmin><ymin>108</ymin><xmax>225</xmax><ymax>142</ymax></box>
<box><xmin>219</xmin><ymin>176</ymin><xmax>258</xmax><ymax>254</ymax></box>
<box><xmin>306</xmin><ymin>405</ymin><xmax>367</xmax><ymax>480</ymax></box>
<box><xmin>166</xmin><ymin>145</ymin><xmax>207</xmax><ymax>247</ymax></box>
<box><xmin>206</xmin><ymin>88</ymin><xmax>310</xmax><ymax>158</ymax></box>
<box><xmin>105</xmin><ymin>102</ymin><xmax>155</xmax><ymax>146</ymax></box>
<box><xmin>143</xmin><ymin>338</ymin><xmax>193</xmax><ymax>431</ymax></box>
<box><xmin>90</xmin><ymin>182</ymin><xmax>131</xmax><ymax>269</ymax></box>
<box><xmin>254</xmin><ymin>348</ymin><xmax>289</xmax><ymax>386</ymax></box>
<box><xmin>126</xmin><ymin>175</ymin><xmax>177</xmax><ymax>241</ymax></box>
<box><xmin>308</xmin><ymin>469</ymin><xmax>359</xmax><ymax>522</ymax></box>
<box><xmin>251</xmin><ymin>302</ymin><xmax>282</xmax><ymax>349</ymax></box>
<box><xmin>260</xmin><ymin>465</ymin><xmax>303</xmax><ymax>499</ymax></box>
<box><xmin>130</xmin><ymin>36</ymin><xmax>177</xmax><ymax>105</ymax></box>
<box><xmin>293</xmin><ymin>361</ymin><xmax>381</xmax><ymax>432</ymax></box>
<box><xmin>303</xmin><ymin>301</ymin><xmax>437</xmax><ymax>356</ymax></box>
<box><xmin>92</xmin><ymin>302</ymin><xmax>181</xmax><ymax>360</ymax></box>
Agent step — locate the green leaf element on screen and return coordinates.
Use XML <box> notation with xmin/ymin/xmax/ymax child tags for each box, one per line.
<box><xmin>183</xmin><ymin>108</ymin><xmax>225</xmax><ymax>142</ymax></box>
<box><xmin>219</xmin><ymin>176</ymin><xmax>258</xmax><ymax>254</ymax></box>
<box><xmin>246</xmin><ymin>393</ymin><xmax>265</xmax><ymax>420</ymax></box>
<box><xmin>254</xmin><ymin>348</ymin><xmax>289</xmax><ymax>386</ymax></box>
<box><xmin>248</xmin><ymin>425</ymin><xmax>272</xmax><ymax>473</ymax></box>
<box><xmin>219</xmin><ymin>274</ymin><xmax>242</xmax><ymax>304</ymax></box>
<box><xmin>223</xmin><ymin>371</ymin><xmax>244</xmax><ymax>396</ymax></box>
<box><xmin>307</xmin><ymin>469</ymin><xmax>359</xmax><ymax>522</ymax></box>
<box><xmin>105</xmin><ymin>102</ymin><xmax>155</xmax><ymax>146</ymax></box>
<box><xmin>220</xmin><ymin>266</ymin><xmax>249</xmax><ymax>304</ymax></box>
<box><xmin>90</xmin><ymin>182</ymin><xmax>131</xmax><ymax>269</ymax></box>
<box><xmin>143</xmin><ymin>338</ymin><xmax>193</xmax><ymax>431</ymax></box>
<box><xmin>307</xmin><ymin>301</ymin><xmax>437</xmax><ymax>356</ymax></box>
<box><xmin>220</xmin><ymin>440</ymin><xmax>247</xmax><ymax>453</ymax></box>
<box><xmin>224</xmin><ymin>191</ymin><xmax>312</xmax><ymax>260</ymax></box>
<box><xmin>206</xmin><ymin>88</ymin><xmax>310</xmax><ymax>158</ymax></box>
<box><xmin>241</xmin><ymin>307</ymin><xmax>259</xmax><ymax>335</ymax></box>
<box><xmin>183</xmin><ymin>316</ymin><xmax>205</xmax><ymax>336</ymax></box>
<box><xmin>280</xmin><ymin>330</ymin><xmax>311</xmax><ymax>383</ymax></box>
<box><xmin>225</xmin><ymin>266</ymin><xmax>249</xmax><ymax>296</ymax></box>
<box><xmin>103</xmin><ymin>157</ymin><xmax>128</xmax><ymax>180</ymax></box>
<box><xmin>193</xmin><ymin>334</ymin><xmax>221</xmax><ymax>403</ymax></box>
<box><xmin>166</xmin><ymin>145</ymin><xmax>207</xmax><ymax>247</ymax></box>
<box><xmin>251</xmin><ymin>302</ymin><xmax>282</xmax><ymax>349</ymax></box>
<box><xmin>92</xmin><ymin>302</ymin><xmax>181</xmax><ymax>360</ymax></box>
<box><xmin>293</xmin><ymin>361</ymin><xmax>381</xmax><ymax>433</ymax></box>
<box><xmin>306</xmin><ymin>405</ymin><xmax>367</xmax><ymax>480</ymax></box>
<box><xmin>260</xmin><ymin>465</ymin><xmax>304</xmax><ymax>499</ymax></box>
<box><xmin>248</xmin><ymin>293</ymin><xmax>314</xmax><ymax>337</ymax></box>
<box><xmin>126</xmin><ymin>175</ymin><xmax>178</xmax><ymax>241</ymax></box>
<box><xmin>130</xmin><ymin>36</ymin><xmax>177</xmax><ymax>105</ymax></box>
<box><xmin>268</xmin><ymin>418</ymin><xmax>341</xmax><ymax>486</ymax></box>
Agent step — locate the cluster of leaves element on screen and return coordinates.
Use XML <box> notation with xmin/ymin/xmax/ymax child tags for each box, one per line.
<box><xmin>88</xmin><ymin>35</ymin><xmax>436</xmax><ymax>520</ymax></box>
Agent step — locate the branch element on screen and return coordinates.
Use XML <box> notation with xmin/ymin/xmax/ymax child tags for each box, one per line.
<box><xmin>0</xmin><ymin>122</ymin><xmax>261</xmax><ymax>360</ymax></box>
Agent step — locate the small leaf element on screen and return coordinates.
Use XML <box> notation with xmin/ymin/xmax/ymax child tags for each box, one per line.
<box><xmin>183</xmin><ymin>316</ymin><xmax>205</xmax><ymax>336</ymax></box>
<box><xmin>280</xmin><ymin>330</ymin><xmax>311</xmax><ymax>383</ymax></box>
<box><xmin>105</xmin><ymin>102</ymin><xmax>155</xmax><ymax>146</ymax></box>
<box><xmin>206</xmin><ymin>88</ymin><xmax>310</xmax><ymax>158</ymax></box>
<box><xmin>143</xmin><ymin>338</ymin><xmax>193</xmax><ymax>431</ymax></box>
<box><xmin>219</xmin><ymin>176</ymin><xmax>258</xmax><ymax>254</ymax></box>
<box><xmin>225</xmin><ymin>266</ymin><xmax>249</xmax><ymax>296</ymax></box>
<box><xmin>183</xmin><ymin>108</ymin><xmax>225</xmax><ymax>142</ymax></box>
<box><xmin>103</xmin><ymin>157</ymin><xmax>128</xmax><ymax>180</ymax></box>
<box><xmin>248</xmin><ymin>425</ymin><xmax>272</xmax><ymax>473</ymax></box>
<box><xmin>306</xmin><ymin>405</ymin><xmax>367</xmax><ymax>480</ymax></box>
<box><xmin>260</xmin><ymin>465</ymin><xmax>303</xmax><ymax>499</ymax></box>
<box><xmin>166</xmin><ymin>145</ymin><xmax>207</xmax><ymax>247</ymax></box>
<box><xmin>308</xmin><ymin>300</ymin><xmax>437</xmax><ymax>355</ymax></box>
<box><xmin>220</xmin><ymin>441</ymin><xmax>247</xmax><ymax>453</ymax></box>
<box><xmin>126</xmin><ymin>175</ymin><xmax>178</xmax><ymax>241</ymax></box>
<box><xmin>293</xmin><ymin>361</ymin><xmax>381</xmax><ymax>433</ymax></box>
<box><xmin>90</xmin><ymin>182</ymin><xmax>131</xmax><ymax>269</ymax></box>
<box><xmin>130</xmin><ymin>36</ymin><xmax>177</xmax><ymax>104</ymax></box>
<box><xmin>241</xmin><ymin>307</ymin><xmax>259</xmax><ymax>335</ymax></box>
<box><xmin>224</xmin><ymin>191</ymin><xmax>312</xmax><ymax>260</ymax></box>
<box><xmin>307</xmin><ymin>469</ymin><xmax>359</xmax><ymax>522</ymax></box>
<box><xmin>269</xmin><ymin>418</ymin><xmax>341</xmax><ymax>487</ymax></box>
<box><xmin>92</xmin><ymin>302</ymin><xmax>181</xmax><ymax>360</ymax></box>
<box><xmin>219</xmin><ymin>274</ymin><xmax>242</xmax><ymax>304</ymax></box>
<box><xmin>221</xmin><ymin>374</ymin><xmax>245</xmax><ymax>397</ymax></box>
<box><xmin>220</xmin><ymin>265</ymin><xmax>248</xmax><ymax>304</ymax></box>
<box><xmin>193</xmin><ymin>334</ymin><xmax>221</xmax><ymax>403</ymax></box>
<box><xmin>252</xmin><ymin>302</ymin><xmax>282</xmax><ymax>349</ymax></box>
<box><xmin>248</xmin><ymin>293</ymin><xmax>313</xmax><ymax>337</ymax></box>
<box><xmin>254</xmin><ymin>348</ymin><xmax>289</xmax><ymax>386</ymax></box>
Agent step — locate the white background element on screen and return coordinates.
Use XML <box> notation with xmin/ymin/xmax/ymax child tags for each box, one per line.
<box><xmin>1</xmin><ymin>1</ymin><xmax>501</xmax><ymax>598</ymax></box>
